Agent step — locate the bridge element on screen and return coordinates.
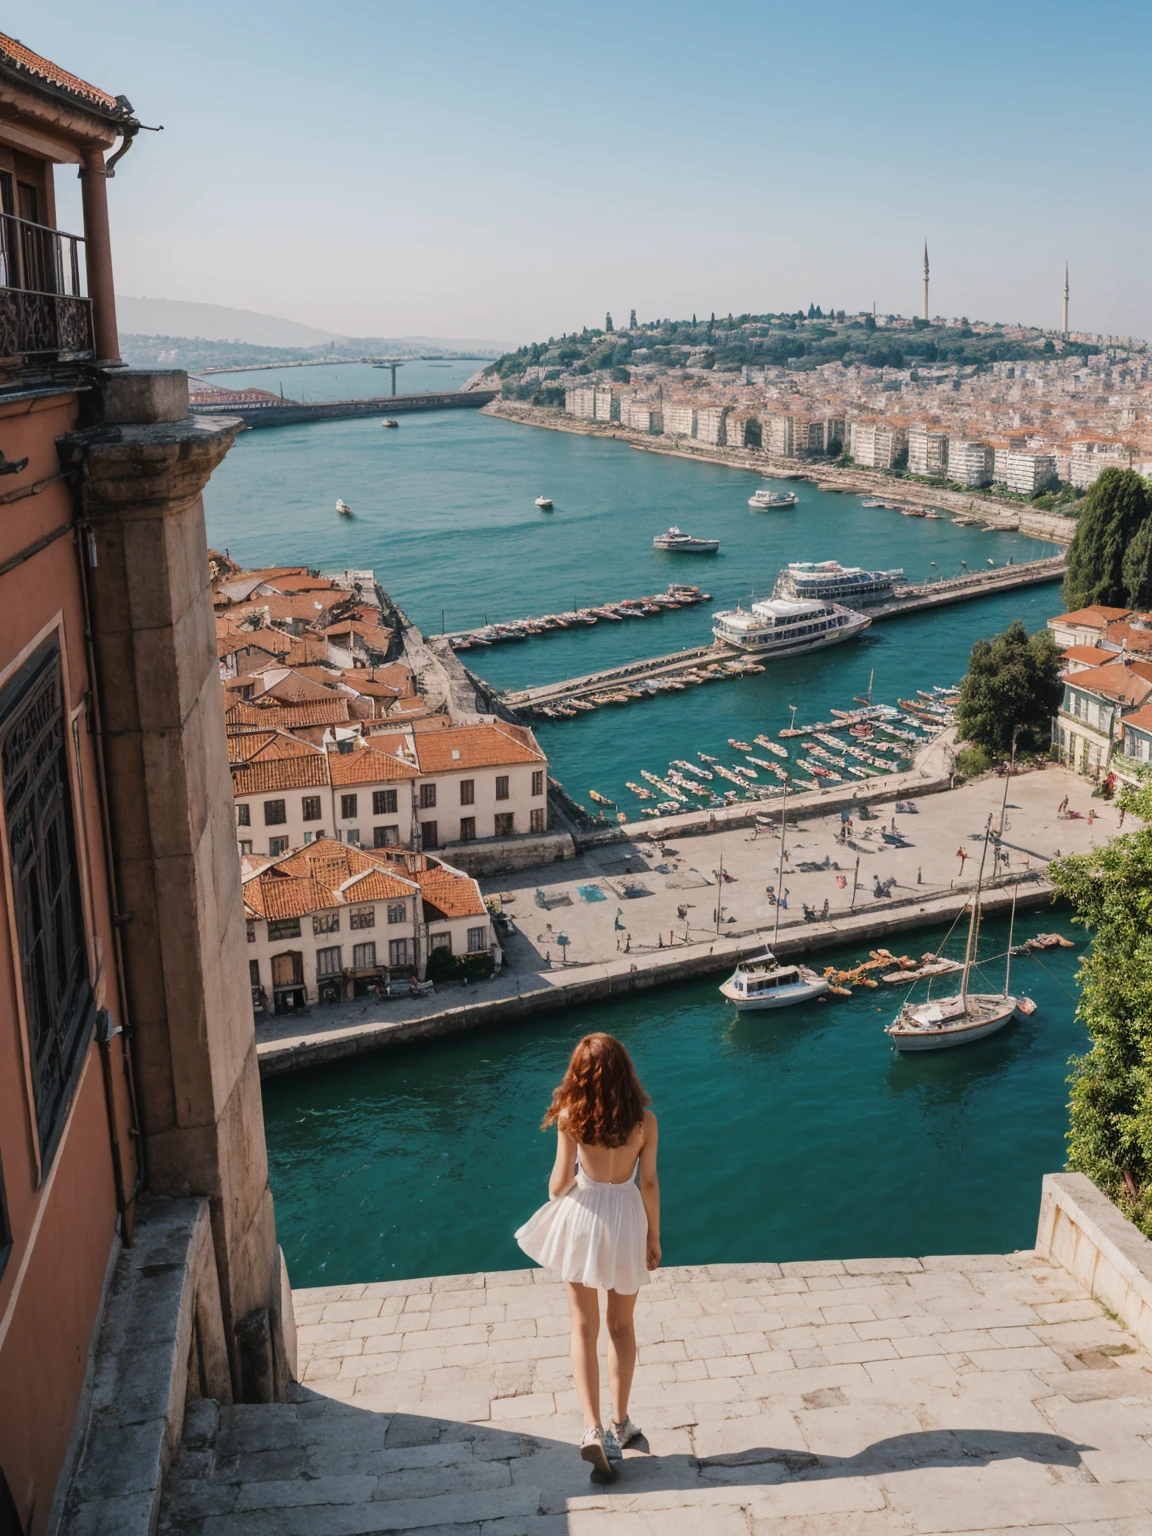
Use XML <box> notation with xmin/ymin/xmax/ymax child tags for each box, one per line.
<box><xmin>498</xmin><ymin>554</ymin><xmax>1067</xmax><ymax>712</ymax></box>
<box><xmin>189</xmin><ymin>389</ymin><xmax>497</xmax><ymax>430</ymax></box>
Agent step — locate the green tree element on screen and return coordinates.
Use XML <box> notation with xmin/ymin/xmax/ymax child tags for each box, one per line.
<box><xmin>954</xmin><ymin>619</ymin><xmax>1062</xmax><ymax>755</ymax></box>
<box><xmin>1122</xmin><ymin>514</ymin><xmax>1152</xmax><ymax>610</ymax></box>
<box><xmin>1051</xmin><ymin>776</ymin><xmax>1152</xmax><ymax>1234</ymax></box>
<box><xmin>1062</xmin><ymin>468</ymin><xmax>1152</xmax><ymax>610</ymax></box>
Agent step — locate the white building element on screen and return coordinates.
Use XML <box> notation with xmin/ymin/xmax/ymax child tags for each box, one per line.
<box><xmin>593</xmin><ymin>389</ymin><xmax>619</xmax><ymax>422</ymax></box>
<box><xmin>848</xmin><ymin>420</ymin><xmax>907</xmax><ymax>470</ymax></box>
<box><xmin>1005</xmin><ymin>451</ymin><xmax>1057</xmax><ymax>496</ymax></box>
<box><xmin>695</xmin><ymin>406</ymin><xmax>728</xmax><ymax>446</ymax></box>
<box><xmin>1069</xmin><ymin>438</ymin><xmax>1129</xmax><ymax>489</ymax></box>
<box><xmin>624</xmin><ymin>402</ymin><xmax>662</xmax><ymax>434</ymax></box>
<box><xmin>243</xmin><ymin>838</ymin><xmax>494</xmax><ymax>1010</ymax></box>
<box><xmin>565</xmin><ymin>386</ymin><xmax>597</xmax><ymax>419</ymax></box>
<box><xmin>908</xmin><ymin>423</ymin><xmax>949</xmax><ymax>479</ymax></box>
<box><xmin>663</xmin><ymin>404</ymin><xmax>697</xmax><ymax>439</ymax></box>
<box><xmin>764</xmin><ymin>414</ymin><xmax>794</xmax><ymax>457</ymax></box>
<box><xmin>948</xmin><ymin>440</ymin><xmax>994</xmax><ymax>487</ymax></box>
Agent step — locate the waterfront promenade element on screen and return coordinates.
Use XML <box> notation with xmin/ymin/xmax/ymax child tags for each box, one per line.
<box><xmin>255</xmin><ymin>753</ymin><xmax>1110</xmax><ymax>1076</ymax></box>
<box><xmin>159</xmin><ymin>1194</ymin><xmax>1152</xmax><ymax>1533</ymax></box>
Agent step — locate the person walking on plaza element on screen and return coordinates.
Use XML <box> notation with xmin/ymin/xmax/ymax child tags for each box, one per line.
<box><xmin>514</xmin><ymin>1034</ymin><xmax>660</xmax><ymax>1484</ymax></box>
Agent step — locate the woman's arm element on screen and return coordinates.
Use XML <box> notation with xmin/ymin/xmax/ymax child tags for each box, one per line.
<box><xmin>548</xmin><ymin>1125</ymin><xmax>578</xmax><ymax>1199</ymax></box>
<box><xmin>638</xmin><ymin>1110</ymin><xmax>661</xmax><ymax>1269</ymax></box>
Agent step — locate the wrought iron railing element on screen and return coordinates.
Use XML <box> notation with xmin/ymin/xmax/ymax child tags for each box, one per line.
<box><xmin>0</xmin><ymin>213</ymin><xmax>94</xmax><ymax>367</ymax></box>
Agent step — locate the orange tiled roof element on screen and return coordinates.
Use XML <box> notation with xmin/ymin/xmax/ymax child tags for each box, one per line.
<box><xmin>244</xmin><ymin>872</ymin><xmax>339</xmax><ymax>921</ymax></box>
<box><xmin>1122</xmin><ymin>704</ymin><xmax>1152</xmax><ymax>732</ymax></box>
<box><xmin>1066</xmin><ymin>662</ymin><xmax>1152</xmax><ymax>706</ymax></box>
<box><xmin>414</xmin><ymin>723</ymin><xmax>544</xmax><ymax>773</ymax></box>
<box><xmin>0</xmin><ymin>32</ymin><xmax>131</xmax><ymax>116</ymax></box>
<box><xmin>226</xmin><ymin>698</ymin><xmax>351</xmax><ymax>728</ymax></box>
<box><xmin>327</xmin><ymin>743</ymin><xmax>417</xmax><ymax>784</ymax></box>
<box><xmin>1051</xmin><ymin>606</ymin><xmax>1132</xmax><ymax>627</ymax></box>
<box><xmin>231</xmin><ymin>756</ymin><xmax>330</xmax><ymax>796</ymax></box>
<box><xmin>227</xmin><ymin>729</ymin><xmax>322</xmax><ymax>764</ymax></box>
<box><xmin>417</xmin><ymin>866</ymin><xmax>486</xmax><ymax>921</ymax></box>
<box><xmin>1103</xmin><ymin>620</ymin><xmax>1152</xmax><ymax>654</ymax></box>
<box><xmin>1061</xmin><ymin>646</ymin><xmax>1119</xmax><ymax>667</ymax></box>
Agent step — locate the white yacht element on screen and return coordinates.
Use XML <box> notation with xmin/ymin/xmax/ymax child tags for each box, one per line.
<box><xmin>336</xmin><ymin>499</ymin><xmax>354</xmax><ymax>517</ymax></box>
<box><xmin>720</xmin><ymin>950</ymin><xmax>829</xmax><ymax>1009</ymax></box>
<box><xmin>535</xmin><ymin>496</ymin><xmax>553</xmax><ymax>509</ymax></box>
<box><xmin>712</xmin><ymin>596</ymin><xmax>870</xmax><ymax>657</ymax></box>
<box><xmin>653</xmin><ymin>526</ymin><xmax>720</xmax><ymax>553</ymax></box>
<box><xmin>774</xmin><ymin>561</ymin><xmax>905</xmax><ymax>605</ymax></box>
<box><xmin>748</xmin><ymin>488</ymin><xmax>798</xmax><ymax>509</ymax></box>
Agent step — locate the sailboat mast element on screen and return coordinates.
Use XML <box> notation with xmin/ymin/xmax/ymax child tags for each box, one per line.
<box><xmin>960</xmin><ymin>828</ymin><xmax>992</xmax><ymax>1008</ymax></box>
<box><xmin>1005</xmin><ymin>881</ymin><xmax>1019</xmax><ymax>997</ymax></box>
<box><xmin>773</xmin><ymin>771</ymin><xmax>789</xmax><ymax>948</ymax></box>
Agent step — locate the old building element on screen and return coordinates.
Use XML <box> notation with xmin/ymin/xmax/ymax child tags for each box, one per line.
<box><xmin>908</xmin><ymin>423</ymin><xmax>949</xmax><ymax>479</ymax></box>
<box><xmin>1054</xmin><ymin>657</ymin><xmax>1152</xmax><ymax>778</ymax></box>
<box><xmin>0</xmin><ymin>34</ymin><xmax>289</xmax><ymax>1534</ymax></box>
<box><xmin>848</xmin><ymin>419</ymin><xmax>908</xmax><ymax>470</ymax></box>
<box><xmin>1004</xmin><ymin>450</ymin><xmax>1057</xmax><ymax>496</ymax></box>
<box><xmin>949</xmin><ymin>438</ymin><xmax>994</xmax><ymax>487</ymax></box>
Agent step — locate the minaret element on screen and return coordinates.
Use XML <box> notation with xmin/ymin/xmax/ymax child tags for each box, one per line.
<box><xmin>1062</xmin><ymin>264</ymin><xmax>1070</xmax><ymax>338</ymax></box>
<box><xmin>922</xmin><ymin>241</ymin><xmax>930</xmax><ymax>322</ymax></box>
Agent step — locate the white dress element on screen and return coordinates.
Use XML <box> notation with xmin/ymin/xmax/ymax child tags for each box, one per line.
<box><xmin>514</xmin><ymin>1162</ymin><xmax>650</xmax><ymax>1295</ymax></box>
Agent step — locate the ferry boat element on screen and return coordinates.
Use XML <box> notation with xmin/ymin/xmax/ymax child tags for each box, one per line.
<box><xmin>774</xmin><ymin>561</ymin><xmax>905</xmax><ymax>606</ymax></box>
<box><xmin>748</xmin><ymin>488</ymin><xmax>798</xmax><ymax>509</ymax></box>
<box><xmin>653</xmin><ymin>527</ymin><xmax>720</xmax><ymax>554</ymax></box>
<box><xmin>712</xmin><ymin>596</ymin><xmax>871</xmax><ymax>658</ymax></box>
<box><xmin>719</xmin><ymin>950</ymin><xmax>829</xmax><ymax>1010</ymax></box>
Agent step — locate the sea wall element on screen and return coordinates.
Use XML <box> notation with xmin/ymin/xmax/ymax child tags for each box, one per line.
<box><xmin>1037</xmin><ymin>1173</ymin><xmax>1152</xmax><ymax>1358</ymax></box>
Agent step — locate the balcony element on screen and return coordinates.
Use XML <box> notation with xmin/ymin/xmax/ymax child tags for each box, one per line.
<box><xmin>0</xmin><ymin>212</ymin><xmax>93</xmax><ymax>376</ymax></box>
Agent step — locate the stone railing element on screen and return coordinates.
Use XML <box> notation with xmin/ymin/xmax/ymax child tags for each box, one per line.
<box><xmin>1036</xmin><ymin>1172</ymin><xmax>1152</xmax><ymax>1354</ymax></box>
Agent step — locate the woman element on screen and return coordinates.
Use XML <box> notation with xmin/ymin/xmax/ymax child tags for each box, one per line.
<box><xmin>515</xmin><ymin>1033</ymin><xmax>660</xmax><ymax>1483</ymax></box>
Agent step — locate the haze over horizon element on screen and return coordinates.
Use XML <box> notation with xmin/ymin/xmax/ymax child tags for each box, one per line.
<box><xmin>22</xmin><ymin>0</ymin><xmax>1152</xmax><ymax>348</ymax></box>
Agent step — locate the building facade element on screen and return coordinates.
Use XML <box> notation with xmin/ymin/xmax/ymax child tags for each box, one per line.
<box><xmin>948</xmin><ymin>439</ymin><xmax>993</xmax><ymax>487</ymax></box>
<box><xmin>908</xmin><ymin>423</ymin><xmax>949</xmax><ymax>479</ymax></box>
<box><xmin>1004</xmin><ymin>450</ymin><xmax>1057</xmax><ymax>496</ymax></box>
<box><xmin>849</xmin><ymin>420</ymin><xmax>907</xmax><ymax>470</ymax></box>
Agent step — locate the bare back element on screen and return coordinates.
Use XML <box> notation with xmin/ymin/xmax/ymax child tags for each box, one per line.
<box><xmin>576</xmin><ymin>1116</ymin><xmax>646</xmax><ymax>1184</ymax></box>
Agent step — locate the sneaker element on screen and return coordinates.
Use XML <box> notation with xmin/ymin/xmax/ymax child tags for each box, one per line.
<box><xmin>611</xmin><ymin>1415</ymin><xmax>642</xmax><ymax>1449</ymax></box>
<box><xmin>579</xmin><ymin>1425</ymin><xmax>617</xmax><ymax>1483</ymax></box>
<box><xmin>603</xmin><ymin>1425</ymin><xmax>623</xmax><ymax>1462</ymax></box>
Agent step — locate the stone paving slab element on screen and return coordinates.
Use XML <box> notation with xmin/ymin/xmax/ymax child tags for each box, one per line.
<box><xmin>159</xmin><ymin>1256</ymin><xmax>1152</xmax><ymax>1534</ymax></box>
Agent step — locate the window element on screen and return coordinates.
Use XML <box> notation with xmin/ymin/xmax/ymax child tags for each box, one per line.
<box><xmin>246</xmin><ymin>919</ymin><xmax>256</xmax><ymax>943</ymax></box>
<box><xmin>316</xmin><ymin>945</ymin><xmax>343</xmax><ymax>977</ymax></box>
<box><xmin>267</xmin><ymin>917</ymin><xmax>301</xmax><ymax>941</ymax></box>
<box><xmin>269</xmin><ymin>837</ymin><xmax>289</xmax><ymax>856</ymax></box>
<box><xmin>459</xmin><ymin>816</ymin><xmax>476</xmax><ymax>842</ymax></box>
<box><xmin>532</xmin><ymin>771</ymin><xmax>544</xmax><ymax>797</ymax></box>
<box><xmin>345</xmin><ymin>829</ymin><xmax>360</xmax><ymax>847</ymax></box>
<box><xmin>430</xmin><ymin>933</ymin><xmax>452</xmax><ymax>954</ymax></box>
<box><xmin>0</xmin><ymin>641</ymin><xmax>93</xmax><ymax>1168</ymax></box>
<box><xmin>387</xmin><ymin>902</ymin><xmax>407</xmax><ymax>924</ymax></box>
<box><xmin>495</xmin><ymin>775</ymin><xmax>510</xmax><ymax>801</ymax></box>
<box><xmin>467</xmin><ymin>926</ymin><xmax>487</xmax><ymax>952</ymax></box>
<box><xmin>340</xmin><ymin>794</ymin><xmax>358</xmax><ymax>819</ymax></box>
<box><xmin>264</xmin><ymin>799</ymin><xmax>286</xmax><ymax>826</ymax></box>
<box><xmin>350</xmin><ymin>906</ymin><xmax>375</xmax><ymax>929</ymax></box>
<box><xmin>313</xmin><ymin>911</ymin><xmax>340</xmax><ymax>935</ymax></box>
<box><xmin>302</xmin><ymin>796</ymin><xmax>322</xmax><ymax>822</ymax></box>
<box><xmin>422</xmin><ymin>821</ymin><xmax>438</xmax><ymax>849</ymax></box>
<box><xmin>249</xmin><ymin>960</ymin><xmax>260</xmax><ymax>987</ymax></box>
<box><xmin>459</xmin><ymin>779</ymin><xmax>475</xmax><ymax>806</ymax></box>
<box><xmin>494</xmin><ymin>812</ymin><xmax>514</xmax><ymax>837</ymax></box>
<box><xmin>373</xmin><ymin>825</ymin><xmax>399</xmax><ymax>848</ymax></box>
<box><xmin>353</xmin><ymin>942</ymin><xmax>377</xmax><ymax>971</ymax></box>
<box><xmin>373</xmin><ymin>788</ymin><xmax>397</xmax><ymax>815</ymax></box>
<box><xmin>237</xmin><ymin>803</ymin><xmax>251</xmax><ymax>827</ymax></box>
<box><xmin>420</xmin><ymin>783</ymin><xmax>437</xmax><ymax>809</ymax></box>
<box><xmin>239</xmin><ymin>840</ymin><xmax>253</xmax><ymax>855</ymax></box>
<box><xmin>530</xmin><ymin>808</ymin><xmax>545</xmax><ymax>834</ymax></box>
<box><xmin>388</xmin><ymin>937</ymin><xmax>412</xmax><ymax>968</ymax></box>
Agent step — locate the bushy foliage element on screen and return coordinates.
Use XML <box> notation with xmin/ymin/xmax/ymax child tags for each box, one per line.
<box><xmin>955</xmin><ymin>744</ymin><xmax>993</xmax><ymax>777</ymax></box>
<box><xmin>425</xmin><ymin>947</ymin><xmax>494</xmax><ymax>984</ymax></box>
<box><xmin>1062</xmin><ymin>468</ymin><xmax>1152</xmax><ymax>610</ymax></box>
<box><xmin>1051</xmin><ymin>777</ymin><xmax>1152</xmax><ymax>1234</ymax></box>
<box><xmin>955</xmin><ymin>620</ymin><xmax>1062</xmax><ymax>755</ymax></box>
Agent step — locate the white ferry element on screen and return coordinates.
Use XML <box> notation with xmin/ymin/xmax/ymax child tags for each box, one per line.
<box><xmin>774</xmin><ymin>561</ymin><xmax>904</xmax><ymax>606</ymax></box>
<box><xmin>712</xmin><ymin>595</ymin><xmax>871</xmax><ymax>657</ymax></box>
<box><xmin>748</xmin><ymin>488</ymin><xmax>798</xmax><ymax>509</ymax></box>
<box><xmin>653</xmin><ymin>526</ymin><xmax>720</xmax><ymax>553</ymax></box>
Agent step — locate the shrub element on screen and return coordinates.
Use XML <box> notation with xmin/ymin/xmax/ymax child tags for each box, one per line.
<box><xmin>955</xmin><ymin>744</ymin><xmax>993</xmax><ymax>777</ymax></box>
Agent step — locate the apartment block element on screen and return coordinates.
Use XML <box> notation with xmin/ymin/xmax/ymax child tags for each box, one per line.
<box><xmin>849</xmin><ymin>420</ymin><xmax>908</xmax><ymax>470</ymax></box>
<box><xmin>908</xmin><ymin>423</ymin><xmax>949</xmax><ymax>479</ymax></box>
<box><xmin>1005</xmin><ymin>451</ymin><xmax>1057</xmax><ymax>496</ymax></box>
<box><xmin>764</xmin><ymin>413</ymin><xmax>794</xmax><ymax>457</ymax></box>
<box><xmin>624</xmin><ymin>402</ymin><xmax>663</xmax><ymax>433</ymax></box>
<box><xmin>593</xmin><ymin>388</ymin><xmax>619</xmax><ymax>422</ymax></box>
<box><xmin>565</xmin><ymin>386</ymin><xmax>597</xmax><ymax>419</ymax></box>
<box><xmin>949</xmin><ymin>440</ymin><xmax>994</xmax><ymax>487</ymax></box>
<box><xmin>695</xmin><ymin>406</ymin><xmax>729</xmax><ymax>446</ymax></box>
<box><xmin>1069</xmin><ymin>438</ymin><xmax>1129</xmax><ymax>489</ymax></box>
<box><xmin>664</xmin><ymin>403</ymin><xmax>697</xmax><ymax>439</ymax></box>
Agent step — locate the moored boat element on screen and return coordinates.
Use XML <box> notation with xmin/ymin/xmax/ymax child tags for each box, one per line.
<box><xmin>719</xmin><ymin>950</ymin><xmax>829</xmax><ymax>1009</ymax></box>
<box><xmin>653</xmin><ymin>526</ymin><xmax>721</xmax><ymax>553</ymax></box>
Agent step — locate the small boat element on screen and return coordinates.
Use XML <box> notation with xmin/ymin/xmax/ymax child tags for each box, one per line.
<box><xmin>382</xmin><ymin>418</ymin><xmax>399</xmax><ymax>428</ymax></box>
<box><xmin>753</xmin><ymin>734</ymin><xmax>788</xmax><ymax>758</ymax></box>
<box><xmin>535</xmin><ymin>496</ymin><xmax>554</xmax><ymax>510</ymax></box>
<box><xmin>336</xmin><ymin>499</ymin><xmax>354</xmax><ymax>517</ymax></box>
<box><xmin>720</xmin><ymin>950</ymin><xmax>829</xmax><ymax>1009</ymax></box>
<box><xmin>625</xmin><ymin>782</ymin><xmax>652</xmax><ymax>798</ymax></box>
<box><xmin>728</xmin><ymin>739</ymin><xmax>753</xmax><ymax>752</ymax></box>
<box><xmin>589</xmin><ymin>790</ymin><xmax>615</xmax><ymax>807</ymax></box>
<box><xmin>748</xmin><ymin>488</ymin><xmax>798</xmax><ymax>509</ymax></box>
<box><xmin>653</xmin><ymin>526</ymin><xmax>721</xmax><ymax>554</ymax></box>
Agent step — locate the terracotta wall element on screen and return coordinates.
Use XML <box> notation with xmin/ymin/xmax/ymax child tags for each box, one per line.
<box><xmin>0</xmin><ymin>392</ymin><xmax>136</xmax><ymax>1536</ymax></box>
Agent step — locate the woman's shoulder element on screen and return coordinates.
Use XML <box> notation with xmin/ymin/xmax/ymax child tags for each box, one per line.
<box><xmin>641</xmin><ymin>1107</ymin><xmax>657</xmax><ymax>1134</ymax></box>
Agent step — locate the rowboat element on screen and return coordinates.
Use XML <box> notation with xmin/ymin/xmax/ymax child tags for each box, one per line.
<box><xmin>753</xmin><ymin>735</ymin><xmax>788</xmax><ymax>757</ymax></box>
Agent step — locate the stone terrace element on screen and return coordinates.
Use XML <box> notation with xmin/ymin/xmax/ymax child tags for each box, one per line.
<box><xmin>160</xmin><ymin>1254</ymin><xmax>1152</xmax><ymax>1534</ymax></box>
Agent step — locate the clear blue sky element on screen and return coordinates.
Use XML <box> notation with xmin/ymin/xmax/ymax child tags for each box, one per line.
<box><xmin>18</xmin><ymin>0</ymin><xmax>1152</xmax><ymax>344</ymax></box>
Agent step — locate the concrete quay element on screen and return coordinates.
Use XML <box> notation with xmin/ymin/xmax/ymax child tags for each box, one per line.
<box><xmin>159</xmin><ymin>1201</ymin><xmax>1152</xmax><ymax>1534</ymax></box>
<box><xmin>189</xmin><ymin>390</ymin><xmax>497</xmax><ymax>430</ymax></box>
<box><xmin>254</xmin><ymin>757</ymin><xmax>1112</xmax><ymax>1077</ymax></box>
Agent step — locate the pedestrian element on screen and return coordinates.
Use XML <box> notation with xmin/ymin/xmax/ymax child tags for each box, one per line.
<box><xmin>780</xmin><ymin>888</ymin><xmax>789</xmax><ymax>909</ymax></box>
<box><xmin>821</xmin><ymin>898</ymin><xmax>829</xmax><ymax>919</ymax></box>
<box><xmin>514</xmin><ymin>1033</ymin><xmax>659</xmax><ymax>1483</ymax></box>
<box><xmin>625</xmin><ymin>935</ymin><xmax>631</xmax><ymax>953</ymax></box>
<box><xmin>917</xmin><ymin>866</ymin><xmax>922</xmax><ymax>884</ymax></box>
<box><xmin>1120</xmin><ymin>806</ymin><xmax>1127</xmax><ymax>829</ymax></box>
<box><xmin>1057</xmin><ymin>796</ymin><xmax>1069</xmax><ymax>817</ymax></box>
<box><xmin>657</xmin><ymin>934</ymin><xmax>663</xmax><ymax>948</ymax></box>
<box><xmin>836</xmin><ymin>874</ymin><xmax>847</xmax><ymax>889</ymax></box>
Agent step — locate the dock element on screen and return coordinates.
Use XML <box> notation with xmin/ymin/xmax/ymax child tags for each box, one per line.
<box><xmin>440</xmin><ymin>583</ymin><xmax>710</xmax><ymax>651</ymax></box>
<box><xmin>499</xmin><ymin>554</ymin><xmax>1066</xmax><ymax>714</ymax></box>
<box><xmin>189</xmin><ymin>389</ymin><xmax>496</xmax><ymax>430</ymax></box>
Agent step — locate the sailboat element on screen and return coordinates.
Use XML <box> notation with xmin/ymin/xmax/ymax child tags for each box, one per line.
<box><xmin>885</xmin><ymin>839</ymin><xmax>1034</xmax><ymax>1052</ymax></box>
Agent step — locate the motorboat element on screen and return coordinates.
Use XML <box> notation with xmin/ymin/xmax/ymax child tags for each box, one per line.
<box><xmin>535</xmin><ymin>496</ymin><xmax>554</xmax><ymax>510</ymax></box>
<box><xmin>748</xmin><ymin>487</ymin><xmax>798</xmax><ymax>509</ymax></box>
<box><xmin>720</xmin><ymin>950</ymin><xmax>829</xmax><ymax>1009</ymax></box>
<box><xmin>653</xmin><ymin>527</ymin><xmax>720</xmax><ymax>553</ymax></box>
<box><xmin>336</xmin><ymin>499</ymin><xmax>354</xmax><ymax>517</ymax></box>
<box><xmin>381</xmin><ymin>419</ymin><xmax>399</xmax><ymax>428</ymax></box>
<box><xmin>712</xmin><ymin>596</ymin><xmax>870</xmax><ymax>658</ymax></box>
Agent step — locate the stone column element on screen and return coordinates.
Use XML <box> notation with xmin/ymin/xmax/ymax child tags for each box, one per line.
<box><xmin>79</xmin><ymin>148</ymin><xmax>120</xmax><ymax>364</ymax></box>
<box><xmin>59</xmin><ymin>371</ymin><xmax>288</xmax><ymax>1400</ymax></box>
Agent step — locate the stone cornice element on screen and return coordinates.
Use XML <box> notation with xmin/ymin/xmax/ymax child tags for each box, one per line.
<box><xmin>57</xmin><ymin>414</ymin><xmax>241</xmax><ymax>518</ymax></box>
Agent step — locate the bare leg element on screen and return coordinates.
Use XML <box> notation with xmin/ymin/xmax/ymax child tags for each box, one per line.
<box><xmin>605</xmin><ymin>1289</ymin><xmax>638</xmax><ymax>1425</ymax></box>
<box><xmin>566</xmin><ymin>1282</ymin><xmax>601</xmax><ymax>1429</ymax></box>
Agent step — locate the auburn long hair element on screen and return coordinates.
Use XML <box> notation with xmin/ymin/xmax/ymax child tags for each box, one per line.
<box><xmin>543</xmin><ymin>1033</ymin><xmax>649</xmax><ymax>1148</ymax></box>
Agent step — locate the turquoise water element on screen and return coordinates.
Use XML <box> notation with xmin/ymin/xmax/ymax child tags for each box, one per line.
<box><xmin>203</xmin><ymin>379</ymin><xmax>1061</xmax><ymax>811</ymax></box>
<box><xmin>263</xmin><ymin>908</ymin><xmax>1085</xmax><ymax>1287</ymax></box>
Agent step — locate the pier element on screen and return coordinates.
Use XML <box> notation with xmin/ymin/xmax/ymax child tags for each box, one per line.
<box><xmin>189</xmin><ymin>388</ymin><xmax>496</xmax><ymax>430</ymax></box>
<box><xmin>499</xmin><ymin>554</ymin><xmax>1066</xmax><ymax>714</ymax></box>
<box><xmin>440</xmin><ymin>583</ymin><xmax>711</xmax><ymax>651</ymax></box>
